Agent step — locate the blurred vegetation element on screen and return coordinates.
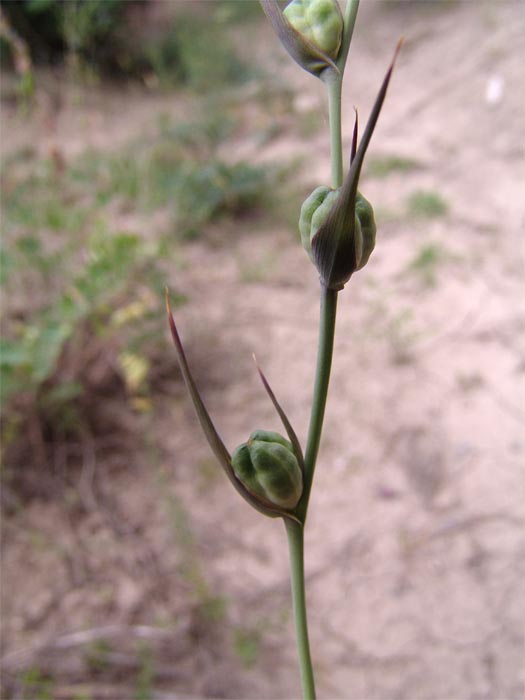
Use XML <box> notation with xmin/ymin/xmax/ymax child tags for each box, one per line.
<box><xmin>406</xmin><ymin>189</ymin><xmax>448</xmax><ymax>219</ymax></box>
<box><xmin>1</xmin><ymin>0</ymin><xmax>257</xmax><ymax>90</ymax></box>
<box><xmin>406</xmin><ymin>242</ymin><xmax>460</xmax><ymax>288</ymax></box>
<box><xmin>1</xmin><ymin>0</ymin><xmax>133</xmax><ymax>72</ymax></box>
<box><xmin>366</xmin><ymin>153</ymin><xmax>422</xmax><ymax>179</ymax></box>
<box><xmin>18</xmin><ymin>667</ymin><xmax>54</xmax><ymax>700</ymax></box>
<box><xmin>144</xmin><ymin>12</ymin><xmax>253</xmax><ymax>91</ymax></box>
<box><xmin>233</xmin><ymin>627</ymin><xmax>262</xmax><ymax>669</ymax></box>
<box><xmin>1</xmin><ymin>110</ymin><xmax>278</xmax><ymax>490</ymax></box>
<box><xmin>1</xmin><ymin>4</ymin><xmax>289</xmax><ymax>697</ymax></box>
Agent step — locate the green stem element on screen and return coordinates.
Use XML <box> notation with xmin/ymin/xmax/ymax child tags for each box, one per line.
<box><xmin>297</xmin><ymin>285</ymin><xmax>338</xmax><ymax>523</ymax></box>
<box><xmin>338</xmin><ymin>0</ymin><xmax>360</xmax><ymax>77</ymax></box>
<box><xmin>325</xmin><ymin>0</ymin><xmax>360</xmax><ymax>189</ymax></box>
<box><xmin>288</xmin><ymin>288</ymin><xmax>337</xmax><ymax>699</ymax></box>
<box><xmin>286</xmin><ymin>3</ymin><xmax>353</xmax><ymax>693</ymax></box>
<box><xmin>285</xmin><ymin>519</ymin><xmax>316</xmax><ymax>700</ymax></box>
<box><xmin>326</xmin><ymin>73</ymin><xmax>343</xmax><ymax>189</ymax></box>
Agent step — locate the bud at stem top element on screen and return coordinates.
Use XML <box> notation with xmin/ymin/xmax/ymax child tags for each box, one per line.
<box><xmin>283</xmin><ymin>0</ymin><xmax>343</xmax><ymax>60</ymax></box>
<box><xmin>260</xmin><ymin>0</ymin><xmax>341</xmax><ymax>78</ymax></box>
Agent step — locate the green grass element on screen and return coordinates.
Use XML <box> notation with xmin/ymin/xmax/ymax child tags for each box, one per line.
<box><xmin>157</xmin><ymin>110</ymin><xmax>236</xmax><ymax>155</ymax></box>
<box><xmin>144</xmin><ymin>11</ymin><xmax>254</xmax><ymax>91</ymax></box>
<box><xmin>366</xmin><ymin>153</ymin><xmax>422</xmax><ymax>178</ymax></box>
<box><xmin>2</xmin><ymin>0</ymin><xmax>255</xmax><ymax>91</ymax></box>
<box><xmin>134</xmin><ymin>644</ymin><xmax>154</xmax><ymax>700</ymax></box>
<box><xmin>174</xmin><ymin>160</ymin><xmax>271</xmax><ymax>238</ymax></box>
<box><xmin>3</xmin><ymin>111</ymin><xmax>267</xmax><ymax>238</ymax></box>
<box><xmin>213</xmin><ymin>0</ymin><xmax>263</xmax><ymax>23</ymax></box>
<box><xmin>68</xmin><ymin>113</ymin><xmax>272</xmax><ymax>236</ymax></box>
<box><xmin>19</xmin><ymin>667</ymin><xmax>54</xmax><ymax>700</ymax></box>
<box><xmin>85</xmin><ymin>639</ymin><xmax>113</xmax><ymax>672</ymax></box>
<box><xmin>4</xmin><ymin>163</ymin><xmax>90</xmax><ymax>235</ymax></box>
<box><xmin>199</xmin><ymin>595</ymin><xmax>228</xmax><ymax>623</ymax></box>
<box><xmin>1</xmin><ymin>107</ymin><xmax>279</xmax><ymax>450</ymax></box>
<box><xmin>407</xmin><ymin>190</ymin><xmax>448</xmax><ymax>218</ymax></box>
<box><xmin>233</xmin><ymin>627</ymin><xmax>262</xmax><ymax>668</ymax></box>
<box><xmin>406</xmin><ymin>242</ymin><xmax>459</xmax><ymax>287</ymax></box>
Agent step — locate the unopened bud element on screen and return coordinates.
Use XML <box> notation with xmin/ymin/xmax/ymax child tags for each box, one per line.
<box><xmin>260</xmin><ymin>0</ymin><xmax>340</xmax><ymax>78</ymax></box>
<box><xmin>300</xmin><ymin>185</ymin><xmax>377</xmax><ymax>288</ymax></box>
<box><xmin>302</xmin><ymin>42</ymin><xmax>402</xmax><ymax>289</ymax></box>
<box><xmin>299</xmin><ymin>185</ymin><xmax>336</xmax><ymax>259</ymax></box>
<box><xmin>232</xmin><ymin>430</ymin><xmax>303</xmax><ymax>510</ymax></box>
<box><xmin>354</xmin><ymin>191</ymin><xmax>376</xmax><ymax>270</ymax></box>
<box><xmin>283</xmin><ymin>0</ymin><xmax>343</xmax><ymax>60</ymax></box>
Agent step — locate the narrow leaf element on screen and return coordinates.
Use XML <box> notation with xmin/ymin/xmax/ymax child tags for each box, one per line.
<box><xmin>253</xmin><ymin>354</ymin><xmax>305</xmax><ymax>474</ymax></box>
<box><xmin>344</xmin><ymin>39</ymin><xmax>403</xmax><ymax>205</ymax></box>
<box><xmin>312</xmin><ymin>40</ymin><xmax>402</xmax><ymax>288</ymax></box>
<box><xmin>350</xmin><ymin>108</ymin><xmax>358</xmax><ymax>164</ymax></box>
<box><xmin>166</xmin><ymin>289</ymin><xmax>300</xmax><ymax>524</ymax></box>
<box><xmin>166</xmin><ymin>289</ymin><xmax>231</xmax><ymax>469</ymax></box>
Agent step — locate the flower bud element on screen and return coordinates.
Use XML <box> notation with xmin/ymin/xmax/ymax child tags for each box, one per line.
<box><xmin>299</xmin><ymin>184</ymin><xmax>377</xmax><ymax>286</ymax></box>
<box><xmin>260</xmin><ymin>0</ymin><xmax>340</xmax><ymax>78</ymax></box>
<box><xmin>283</xmin><ymin>0</ymin><xmax>343</xmax><ymax>60</ymax></box>
<box><xmin>303</xmin><ymin>42</ymin><xmax>401</xmax><ymax>289</ymax></box>
<box><xmin>354</xmin><ymin>191</ymin><xmax>376</xmax><ymax>271</ymax></box>
<box><xmin>232</xmin><ymin>430</ymin><xmax>303</xmax><ymax>510</ymax></box>
<box><xmin>299</xmin><ymin>185</ymin><xmax>336</xmax><ymax>259</ymax></box>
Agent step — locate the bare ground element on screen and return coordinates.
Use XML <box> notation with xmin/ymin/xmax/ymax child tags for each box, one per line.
<box><xmin>2</xmin><ymin>2</ymin><xmax>524</xmax><ymax>699</ymax></box>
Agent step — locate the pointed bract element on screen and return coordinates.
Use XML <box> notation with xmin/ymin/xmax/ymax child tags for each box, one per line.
<box><xmin>166</xmin><ymin>288</ymin><xmax>231</xmax><ymax>470</ymax></box>
<box><xmin>166</xmin><ymin>289</ymin><xmax>301</xmax><ymax>524</ymax></box>
<box><xmin>311</xmin><ymin>40</ymin><xmax>402</xmax><ymax>289</ymax></box>
<box><xmin>350</xmin><ymin>108</ymin><xmax>358</xmax><ymax>164</ymax></box>
<box><xmin>340</xmin><ymin>39</ymin><xmax>403</xmax><ymax>212</ymax></box>
<box><xmin>253</xmin><ymin>354</ymin><xmax>305</xmax><ymax>474</ymax></box>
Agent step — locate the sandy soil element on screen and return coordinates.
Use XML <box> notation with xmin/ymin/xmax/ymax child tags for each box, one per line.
<box><xmin>2</xmin><ymin>2</ymin><xmax>524</xmax><ymax>699</ymax></box>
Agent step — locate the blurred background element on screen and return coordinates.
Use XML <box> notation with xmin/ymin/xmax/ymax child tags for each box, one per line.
<box><xmin>1</xmin><ymin>1</ymin><xmax>524</xmax><ymax>699</ymax></box>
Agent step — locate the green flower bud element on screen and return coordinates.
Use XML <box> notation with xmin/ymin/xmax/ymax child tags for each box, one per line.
<box><xmin>355</xmin><ymin>191</ymin><xmax>376</xmax><ymax>271</ymax></box>
<box><xmin>302</xmin><ymin>43</ymin><xmax>401</xmax><ymax>289</ymax></box>
<box><xmin>299</xmin><ymin>184</ymin><xmax>377</xmax><ymax>282</ymax></box>
<box><xmin>283</xmin><ymin>0</ymin><xmax>343</xmax><ymax>60</ymax></box>
<box><xmin>260</xmin><ymin>0</ymin><xmax>340</xmax><ymax>79</ymax></box>
<box><xmin>299</xmin><ymin>185</ymin><xmax>336</xmax><ymax>259</ymax></box>
<box><xmin>232</xmin><ymin>430</ymin><xmax>303</xmax><ymax>510</ymax></box>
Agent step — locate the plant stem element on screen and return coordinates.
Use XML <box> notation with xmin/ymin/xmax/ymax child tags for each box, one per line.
<box><xmin>289</xmin><ymin>287</ymin><xmax>337</xmax><ymax>699</ymax></box>
<box><xmin>338</xmin><ymin>0</ymin><xmax>360</xmax><ymax>76</ymax></box>
<box><xmin>285</xmin><ymin>519</ymin><xmax>316</xmax><ymax>700</ymax></box>
<box><xmin>287</xmin><ymin>3</ymin><xmax>351</xmax><ymax>693</ymax></box>
<box><xmin>326</xmin><ymin>73</ymin><xmax>344</xmax><ymax>189</ymax></box>
<box><xmin>297</xmin><ymin>285</ymin><xmax>338</xmax><ymax>523</ymax></box>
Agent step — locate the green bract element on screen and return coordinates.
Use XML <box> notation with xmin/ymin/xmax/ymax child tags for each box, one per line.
<box><xmin>232</xmin><ymin>430</ymin><xmax>303</xmax><ymax>510</ymax></box>
<box><xmin>283</xmin><ymin>0</ymin><xmax>343</xmax><ymax>60</ymax></box>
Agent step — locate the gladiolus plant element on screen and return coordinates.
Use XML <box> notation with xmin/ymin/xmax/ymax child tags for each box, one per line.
<box><xmin>166</xmin><ymin>1</ymin><xmax>402</xmax><ymax>696</ymax></box>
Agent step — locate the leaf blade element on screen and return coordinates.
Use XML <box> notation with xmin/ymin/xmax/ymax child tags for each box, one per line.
<box><xmin>253</xmin><ymin>354</ymin><xmax>305</xmax><ymax>474</ymax></box>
